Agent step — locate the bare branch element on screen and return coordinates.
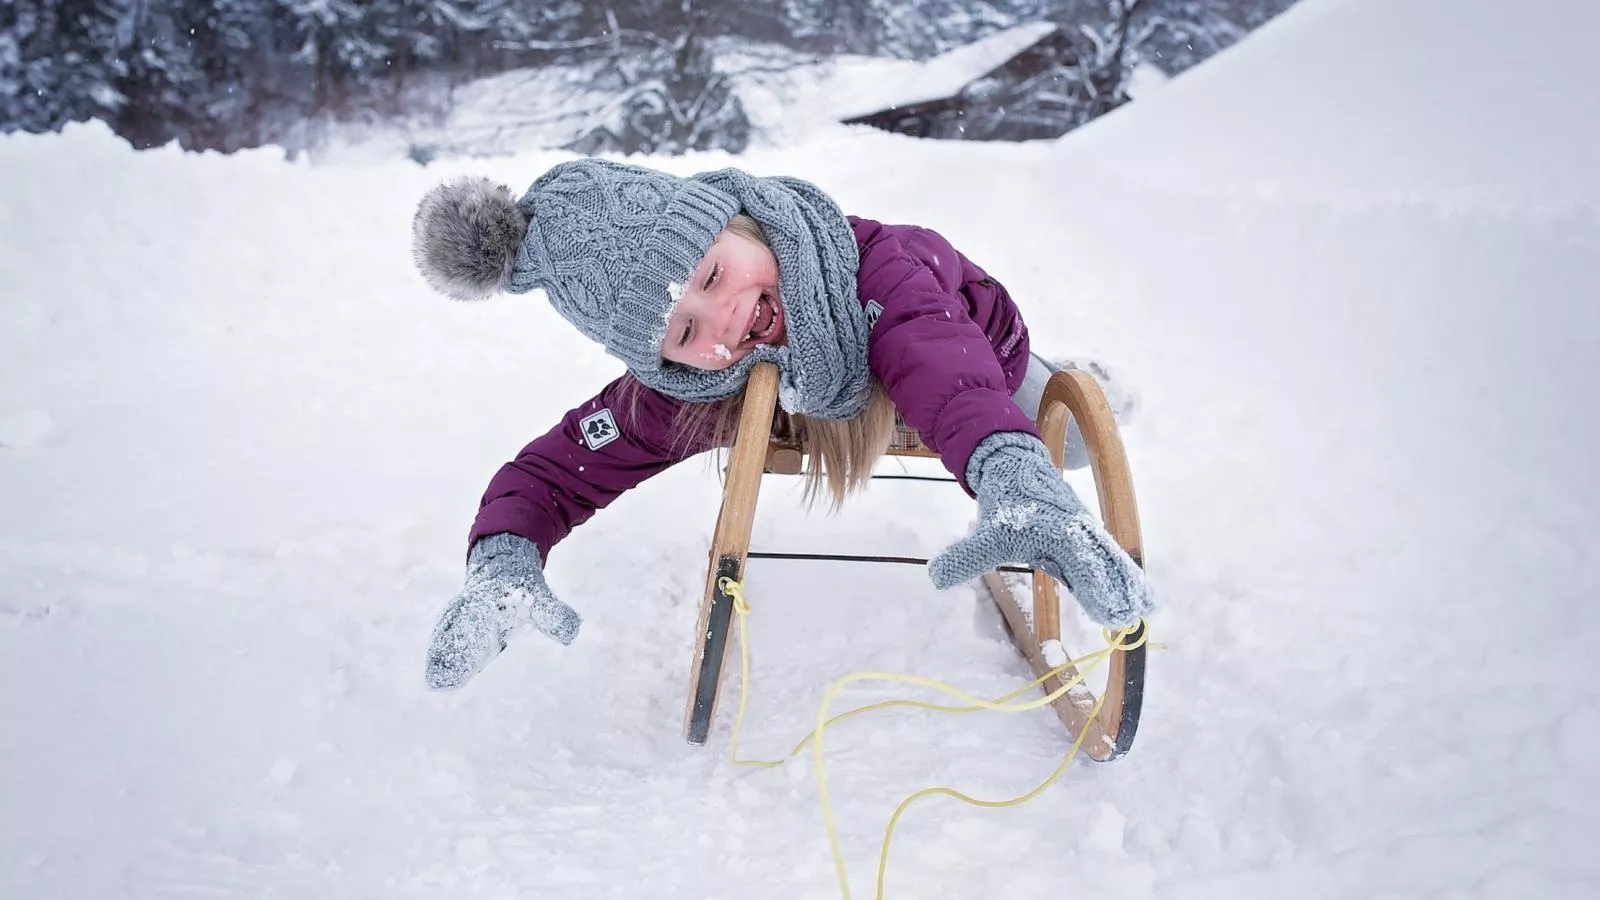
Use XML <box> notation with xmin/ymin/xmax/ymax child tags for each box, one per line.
<box><xmin>492</xmin><ymin>30</ymin><xmax>671</xmax><ymax>54</ymax></box>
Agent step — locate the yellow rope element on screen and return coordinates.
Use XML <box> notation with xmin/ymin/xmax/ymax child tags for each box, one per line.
<box><xmin>717</xmin><ymin>575</ymin><xmax>1148</xmax><ymax>900</ymax></box>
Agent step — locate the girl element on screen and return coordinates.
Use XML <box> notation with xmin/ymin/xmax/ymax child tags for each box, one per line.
<box><xmin>411</xmin><ymin>158</ymin><xmax>1155</xmax><ymax>691</ymax></box>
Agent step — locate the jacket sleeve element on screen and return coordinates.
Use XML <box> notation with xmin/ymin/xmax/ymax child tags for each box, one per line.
<box><xmin>468</xmin><ymin>375</ymin><xmax>715</xmax><ymax>563</ymax></box>
<box><xmin>853</xmin><ymin>219</ymin><xmax>1041</xmax><ymax>494</ymax></box>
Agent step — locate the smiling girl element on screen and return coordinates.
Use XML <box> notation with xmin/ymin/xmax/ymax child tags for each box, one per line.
<box><xmin>662</xmin><ymin>216</ymin><xmax>786</xmax><ymax>369</ymax></box>
<box><xmin>410</xmin><ymin>159</ymin><xmax>1154</xmax><ymax>691</ymax></box>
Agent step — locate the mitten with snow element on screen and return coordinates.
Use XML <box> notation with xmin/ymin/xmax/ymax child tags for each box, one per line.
<box><xmin>928</xmin><ymin>432</ymin><xmax>1155</xmax><ymax>629</ymax></box>
<box><xmin>425</xmin><ymin>533</ymin><xmax>581</xmax><ymax>691</ymax></box>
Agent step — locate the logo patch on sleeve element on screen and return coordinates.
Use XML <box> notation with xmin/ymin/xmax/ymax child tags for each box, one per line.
<box><xmin>580</xmin><ymin>408</ymin><xmax>620</xmax><ymax>450</ymax></box>
<box><xmin>864</xmin><ymin>299</ymin><xmax>884</xmax><ymax>330</ymax></box>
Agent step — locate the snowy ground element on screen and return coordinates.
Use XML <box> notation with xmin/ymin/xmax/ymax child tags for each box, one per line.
<box><xmin>4</xmin><ymin>0</ymin><xmax>1600</xmax><ymax>897</ymax></box>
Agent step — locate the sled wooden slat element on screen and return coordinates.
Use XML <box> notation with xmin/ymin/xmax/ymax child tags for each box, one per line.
<box><xmin>683</xmin><ymin>363</ymin><xmax>781</xmax><ymax>745</ymax></box>
<box><xmin>1047</xmin><ymin>370</ymin><xmax>1144</xmax><ymax>754</ymax></box>
<box><xmin>682</xmin><ymin>362</ymin><xmax>1148</xmax><ymax>760</ymax></box>
<box><xmin>984</xmin><ymin>368</ymin><xmax>1146</xmax><ymax>760</ymax></box>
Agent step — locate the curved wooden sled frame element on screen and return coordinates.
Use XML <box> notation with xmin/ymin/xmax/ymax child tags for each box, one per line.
<box><xmin>682</xmin><ymin>363</ymin><xmax>1147</xmax><ymax>761</ymax></box>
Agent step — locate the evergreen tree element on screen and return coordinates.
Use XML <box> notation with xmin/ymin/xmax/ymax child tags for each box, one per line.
<box><xmin>1128</xmin><ymin>0</ymin><xmax>1296</xmax><ymax>75</ymax></box>
<box><xmin>1</xmin><ymin>0</ymin><xmax>131</xmax><ymax>134</ymax></box>
<box><xmin>569</xmin><ymin>0</ymin><xmax>752</xmax><ymax>155</ymax></box>
<box><xmin>114</xmin><ymin>2</ymin><xmax>203</xmax><ymax>148</ymax></box>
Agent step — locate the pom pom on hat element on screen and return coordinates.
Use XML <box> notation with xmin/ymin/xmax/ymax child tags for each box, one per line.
<box><xmin>411</xmin><ymin>176</ymin><xmax>529</xmax><ymax>302</ymax></box>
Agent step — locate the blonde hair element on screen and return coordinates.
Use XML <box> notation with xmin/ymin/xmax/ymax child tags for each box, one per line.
<box><xmin>724</xmin><ymin>213</ymin><xmax>767</xmax><ymax>247</ymax></box>
<box><xmin>655</xmin><ymin>379</ymin><xmax>896</xmax><ymax>512</ymax></box>
<box><xmin>632</xmin><ymin>214</ymin><xmax>898</xmax><ymax>510</ymax></box>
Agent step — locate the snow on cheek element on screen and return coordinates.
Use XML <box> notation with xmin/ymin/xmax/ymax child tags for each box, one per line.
<box><xmin>713</xmin><ymin>343</ymin><xmax>732</xmax><ymax>360</ymax></box>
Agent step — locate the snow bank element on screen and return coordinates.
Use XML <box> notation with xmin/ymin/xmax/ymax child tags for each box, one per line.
<box><xmin>1061</xmin><ymin>0</ymin><xmax>1600</xmax><ymax>208</ymax></box>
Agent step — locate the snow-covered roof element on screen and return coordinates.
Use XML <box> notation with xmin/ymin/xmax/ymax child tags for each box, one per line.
<box><xmin>837</xmin><ymin>21</ymin><xmax>1060</xmax><ymax>120</ymax></box>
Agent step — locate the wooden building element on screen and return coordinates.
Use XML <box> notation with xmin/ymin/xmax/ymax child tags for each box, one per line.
<box><xmin>840</xmin><ymin>22</ymin><xmax>1093</xmax><ymax>142</ymax></box>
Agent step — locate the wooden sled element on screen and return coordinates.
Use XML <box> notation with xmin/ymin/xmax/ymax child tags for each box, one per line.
<box><xmin>683</xmin><ymin>362</ymin><xmax>1147</xmax><ymax>761</ymax></box>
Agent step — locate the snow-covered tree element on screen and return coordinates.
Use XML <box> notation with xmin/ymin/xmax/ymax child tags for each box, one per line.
<box><xmin>0</xmin><ymin>0</ymin><xmax>132</xmax><ymax>135</ymax></box>
<box><xmin>0</xmin><ymin>0</ymin><xmax>1302</xmax><ymax>153</ymax></box>
<box><xmin>950</xmin><ymin>0</ymin><xmax>1298</xmax><ymax>141</ymax></box>
<box><xmin>1128</xmin><ymin>0</ymin><xmax>1298</xmax><ymax>75</ymax></box>
<box><xmin>566</xmin><ymin>0</ymin><xmax>752</xmax><ymax>155</ymax></box>
<box><xmin>779</xmin><ymin>0</ymin><xmax>1019</xmax><ymax>57</ymax></box>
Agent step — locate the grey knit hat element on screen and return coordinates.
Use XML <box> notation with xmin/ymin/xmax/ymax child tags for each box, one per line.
<box><xmin>412</xmin><ymin>159</ymin><xmax>872</xmax><ymax>418</ymax></box>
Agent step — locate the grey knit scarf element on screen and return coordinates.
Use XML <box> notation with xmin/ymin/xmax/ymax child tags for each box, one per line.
<box><xmin>669</xmin><ymin>169</ymin><xmax>872</xmax><ymax>420</ymax></box>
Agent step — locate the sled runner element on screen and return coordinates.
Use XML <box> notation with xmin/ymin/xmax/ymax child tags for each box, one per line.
<box><xmin>683</xmin><ymin>363</ymin><xmax>1147</xmax><ymax>761</ymax></box>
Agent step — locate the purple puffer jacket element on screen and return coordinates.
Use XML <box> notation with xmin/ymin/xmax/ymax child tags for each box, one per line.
<box><xmin>468</xmin><ymin>216</ymin><xmax>1041</xmax><ymax>562</ymax></box>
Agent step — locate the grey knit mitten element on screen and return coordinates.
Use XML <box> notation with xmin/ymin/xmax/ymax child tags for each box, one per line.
<box><xmin>929</xmin><ymin>432</ymin><xmax>1155</xmax><ymax>629</ymax></box>
<box><xmin>425</xmin><ymin>533</ymin><xmax>581</xmax><ymax>691</ymax></box>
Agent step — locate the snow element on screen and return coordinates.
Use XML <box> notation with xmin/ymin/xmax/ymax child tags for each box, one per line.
<box><xmin>0</xmin><ymin>410</ymin><xmax>54</xmax><ymax>448</ymax></box>
<box><xmin>1040</xmin><ymin>639</ymin><xmax>1068</xmax><ymax>670</ymax></box>
<box><xmin>3</xmin><ymin>0</ymin><xmax>1599</xmax><ymax>897</ymax></box>
<box><xmin>994</xmin><ymin>503</ymin><xmax>1038</xmax><ymax>528</ymax></box>
<box><xmin>1123</xmin><ymin>62</ymin><xmax>1170</xmax><ymax>103</ymax></box>
<box><xmin>314</xmin><ymin>61</ymin><xmax>625</xmax><ymax>164</ymax></box>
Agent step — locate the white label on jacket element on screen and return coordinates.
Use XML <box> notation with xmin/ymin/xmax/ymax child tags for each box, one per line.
<box><xmin>864</xmin><ymin>299</ymin><xmax>884</xmax><ymax>331</ymax></box>
<box><xmin>580</xmin><ymin>408</ymin><xmax>620</xmax><ymax>450</ymax></box>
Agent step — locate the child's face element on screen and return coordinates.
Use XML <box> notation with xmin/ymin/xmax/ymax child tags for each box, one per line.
<box><xmin>661</xmin><ymin>229</ymin><xmax>785</xmax><ymax>370</ymax></box>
